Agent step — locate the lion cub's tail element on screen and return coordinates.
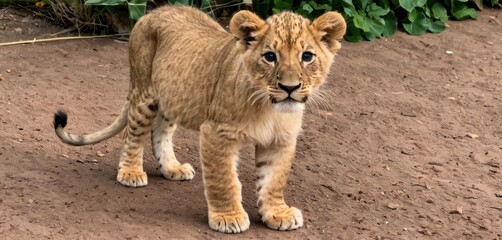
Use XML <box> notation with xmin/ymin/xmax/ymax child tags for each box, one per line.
<box><xmin>53</xmin><ymin>100</ymin><xmax>130</xmax><ymax>146</ymax></box>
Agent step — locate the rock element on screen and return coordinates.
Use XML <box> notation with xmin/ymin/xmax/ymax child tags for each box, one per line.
<box><xmin>450</xmin><ymin>206</ymin><xmax>463</xmax><ymax>214</ymax></box>
<box><xmin>400</xmin><ymin>111</ymin><xmax>417</xmax><ymax>117</ymax></box>
<box><xmin>387</xmin><ymin>203</ymin><xmax>399</xmax><ymax>210</ymax></box>
<box><xmin>96</xmin><ymin>151</ymin><xmax>105</xmax><ymax>157</ymax></box>
<box><xmin>428</xmin><ymin>161</ymin><xmax>443</xmax><ymax>166</ymax></box>
<box><xmin>446</xmin><ymin>50</ymin><xmax>453</xmax><ymax>55</ymax></box>
<box><xmin>56</xmin><ymin>47</ymin><xmax>69</xmax><ymax>57</ymax></box>
<box><xmin>466</xmin><ymin>133</ymin><xmax>479</xmax><ymax>139</ymax></box>
<box><xmin>419</xmin><ymin>229</ymin><xmax>432</xmax><ymax>236</ymax></box>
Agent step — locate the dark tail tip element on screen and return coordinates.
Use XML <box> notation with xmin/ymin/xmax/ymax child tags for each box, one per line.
<box><xmin>54</xmin><ymin>110</ymin><xmax>68</xmax><ymax>129</ymax></box>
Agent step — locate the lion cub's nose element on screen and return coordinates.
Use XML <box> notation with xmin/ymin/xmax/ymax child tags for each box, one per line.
<box><xmin>278</xmin><ymin>82</ymin><xmax>301</xmax><ymax>95</ymax></box>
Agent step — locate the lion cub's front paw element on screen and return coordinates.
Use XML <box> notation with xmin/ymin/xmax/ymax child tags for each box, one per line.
<box><xmin>160</xmin><ymin>163</ymin><xmax>195</xmax><ymax>181</ymax></box>
<box><xmin>208</xmin><ymin>210</ymin><xmax>250</xmax><ymax>234</ymax></box>
<box><xmin>116</xmin><ymin>169</ymin><xmax>148</xmax><ymax>187</ymax></box>
<box><xmin>261</xmin><ymin>206</ymin><xmax>303</xmax><ymax>231</ymax></box>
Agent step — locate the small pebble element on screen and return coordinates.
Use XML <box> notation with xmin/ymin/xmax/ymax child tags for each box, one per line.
<box><xmin>466</xmin><ymin>133</ymin><xmax>479</xmax><ymax>139</ymax></box>
<box><xmin>400</xmin><ymin>111</ymin><xmax>417</xmax><ymax>117</ymax></box>
<box><xmin>446</xmin><ymin>50</ymin><xmax>453</xmax><ymax>55</ymax></box>
<box><xmin>387</xmin><ymin>203</ymin><xmax>399</xmax><ymax>210</ymax></box>
<box><xmin>419</xmin><ymin>229</ymin><xmax>432</xmax><ymax>236</ymax></box>
<box><xmin>449</xmin><ymin>206</ymin><xmax>463</xmax><ymax>214</ymax></box>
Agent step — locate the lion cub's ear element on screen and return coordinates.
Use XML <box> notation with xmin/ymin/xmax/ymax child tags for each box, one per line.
<box><xmin>311</xmin><ymin>12</ymin><xmax>347</xmax><ymax>53</ymax></box>
<box><xmin>230</xmin><ymin>10</ymin><xmax>266</xmax><ymax>46</ymax></box>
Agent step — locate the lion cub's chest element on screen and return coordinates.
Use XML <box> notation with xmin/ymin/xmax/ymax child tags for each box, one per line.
<box><xmin>244</xmin><ymin>111</ymin><xmax>303</xmax><ymax>146</ymax></box>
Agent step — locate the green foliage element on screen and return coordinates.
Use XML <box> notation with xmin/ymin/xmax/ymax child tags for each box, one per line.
<box><xmin>85</xmin><ymin>0</ymin><xmax>147</xmax><ymax>21</ymax></box>
<box><xmin>253</xmin><ymin>0</ymin><xmax>486</xmax><ymax>42</ymax></box>
<box><xmin>83</xmin><ymin>0</ymin><xmax>244</xmax><ymax>22</ymax></box>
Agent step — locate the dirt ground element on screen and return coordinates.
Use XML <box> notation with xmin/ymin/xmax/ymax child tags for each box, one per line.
<box><xmin>0</xmin><ymin>6</ymin><xmax>501</xmax><ymax>240</ymax></box>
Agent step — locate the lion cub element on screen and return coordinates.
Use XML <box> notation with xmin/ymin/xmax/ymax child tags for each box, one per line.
<box><xmin>53</xmin><ymin>5</ymin><xmax>346</xmax><ymax>233</ymax></box>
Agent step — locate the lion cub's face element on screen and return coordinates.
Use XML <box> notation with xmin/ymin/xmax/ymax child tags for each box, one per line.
<box><xmin>230</xmin><ymin>11</ymin><xmax>346</xmax><ymax>112</ymax></box>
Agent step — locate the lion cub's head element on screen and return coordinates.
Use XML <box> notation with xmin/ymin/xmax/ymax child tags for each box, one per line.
<box><xmin>230</xmin><ymin>10</ymin><xmax>346</xmax><ymax>112</ymax></box>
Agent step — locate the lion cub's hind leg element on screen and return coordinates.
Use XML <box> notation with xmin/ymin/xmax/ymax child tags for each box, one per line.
<box><xmin>117</xmin><ymin>97</ymin><xmax>158</xmax><ymax>187</ymax></box>
<box><xmin>151</xmin><ymin>113</ymin><xmax>195</xmax><ymax>180</ymax></box>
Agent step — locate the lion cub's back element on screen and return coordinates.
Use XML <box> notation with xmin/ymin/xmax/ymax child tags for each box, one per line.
<box><xmin>147</xmin><ymin>5</ymin><xmax>227</xmax><ymax>36</ymax></box>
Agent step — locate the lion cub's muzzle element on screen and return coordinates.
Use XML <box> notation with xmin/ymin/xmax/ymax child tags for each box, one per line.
<box><xmin>271</xmin><ymin>82</ymin><xmax>308</xmax><ymax>104</ymax></box>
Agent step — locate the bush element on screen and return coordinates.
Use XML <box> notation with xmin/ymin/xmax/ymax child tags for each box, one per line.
<box><xmin>22</xmin><ymin>0</ymin><xmax>502</xmax><ymax>40</ymax></box>
<box><xmin>253</xmin><ymin>0</ymin><xmax>497</xmax><ymax>42</ymax></box>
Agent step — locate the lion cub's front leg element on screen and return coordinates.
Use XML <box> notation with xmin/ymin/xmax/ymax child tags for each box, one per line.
<box><xmin>255</xmin><ymin>142</ymin><xmax>303</xmax><ymax>231</ymax></box>
<box><xmin>199</xmin><ymin>122</ymin><xmax>250</xmax><ymax>233</ymax></box>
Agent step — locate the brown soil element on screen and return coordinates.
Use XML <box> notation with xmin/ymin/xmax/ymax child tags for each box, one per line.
<box><xmin>1</xmin><ymin>6</ymin><xmax>501</xmax><ymax>240</ymax></box>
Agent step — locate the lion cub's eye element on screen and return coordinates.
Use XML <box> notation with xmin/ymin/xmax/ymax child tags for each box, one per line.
<box><xmin>262</xmin><ymin>52</ymin><xmax>277</xmax><ymax>64</ymax></box>
<box><xmin>301</xmin><ymin>52</ymin><xmax>315</xmax><ymax>63</ymax></box>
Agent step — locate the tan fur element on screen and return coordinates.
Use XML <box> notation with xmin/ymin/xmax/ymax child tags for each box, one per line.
<box><xmin>53</xmin><ymin>5</ymin><xmax>346</xmax><ymax>233</ymax></box>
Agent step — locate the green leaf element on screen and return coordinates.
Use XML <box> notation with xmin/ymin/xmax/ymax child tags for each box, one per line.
<box><xmin>302</xmin><ymin>3</ymin><xmax>314</xmax><ymax>13</ymax></box>
<box><xmin>471</xmin><ymin>0</ymin><xmax>483</xmax><ymax>10</ymax></box>
<box><xmin>341</xmin><ymin>0</ymin><xmax>354</xmax><ymax>7</ymax></box>
<box><xmin>407</xmin><ymin>8</ymin><xmax>419</xmax><ymax>21</ymax></box>
<box><xmin>451</xmin><ymin>1</ymin><xmax>477</xmax><ymax>20</ymax></box>
<box><xmin>368</xmin><ymin>3</ymin><xmax>390</xmax><ymax>18</ymax></box>
<box><xmin>128</xmin><ymin>2</ymin><xmax>146</xmax><ymax>21</ymax></box>
<box><xmin>314</xmin><ymin>3</ymin><xmax>332</xmax><ymax>11</ymax></box>
<box><xmin>365</xmin><ymin>17</ymin><xmax>385</xmax><ymax>36</ymax></box>
<box><xmin>377</xmin><ymin>0</ymin><xmax>390</xmax><ymax>9</ymax></box>
<box><xmin>343</xmin><ymin>6</ymin><xmax>356</xmax><ymax>17</ymax></box>
<box><xmin>200</xmin><ymin>0</ymin><xmax>210</xmax><ymax>9</ymax></box>
<box><xmin>431</xmin><ymin>2</ymin><xmax>448</xmax><ymax>22</ymax></box>
<box><xmin>415</xmin><ymin>0</ymin><xmax>427</xmax><ymax>8</ymax></box>
<box><xmin>381</xmin><ymin>12</ymin><xmax>397</xmax><ymax>36</ymax></box>
<box><xmin>398</xmin><ymin>0</ymin><xmax>415</xmax><ymax>12</ymax></box>
<box><xmin>344</xmin><ymin>20</ymin><xmax>364</xmax><ymax>42</ymax></box>
<box><xmin>424</xmin><ymin>6</ymin><xmax>431</xmax><ymax>18</ymax></box>
<box><xmin>402</xmin><ymin>11</ymin><xmax>430</xmax><ymax>35</ymax></box>
<box><xmin>353</xmin><ymin>13</ymin><xmax>368</xmax><ymax>32</ymax></box>
<box><xmin>171</xmin><ymin>0</ymin><xmax>190</xmax><ymax>4</ymax></box>
<box><xmin>273</xmin><ymin>0</ymin><xmax>292</xmax><ymax>10</ymax></box>
<box><xmin>360</xmin><ymin>0</ymin><xmax>371</xmax><ymax>9</ymax></box>
<box><xmin>364</xmin><ymin>31</ymin><xmax>377</xmax><ymax>41</ymax></box>
<box><xmin>398</xmin><ymin>0</ymin><xmax>426</xmax><ymax>12</ymax></box>
<box><xmin>428</xmin><ymin>21</ymin><xmax>446</xmax><ymax>33</ymax></box>
<box><xmin>85</xmin><ymin>0</ymin><xmax>126</xmax><ymax>5</ymax></box>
